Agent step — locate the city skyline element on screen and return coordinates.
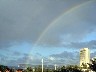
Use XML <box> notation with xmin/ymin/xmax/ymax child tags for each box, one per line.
<box><xmin>0</xmin><ymin>0</ymin><xmax>96</xmax><ymax>66</ymax></box>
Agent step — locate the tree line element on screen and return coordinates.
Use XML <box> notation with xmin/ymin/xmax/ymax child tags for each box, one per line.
<box><xmin>0</xmin><ymin>58</ymin><xmax>96</xmax><ymax>72</ymax></box>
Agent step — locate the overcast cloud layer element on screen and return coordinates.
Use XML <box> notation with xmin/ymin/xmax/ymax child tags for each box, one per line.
<box><xmin>1</xmin><ymin>0</ymin><xmax>96</xmax><ymax>48</ymax></box>
<box><xmin>0</xmin><ymin>0</ymin><xmax>96</xmax><ymax>66</ymax></box>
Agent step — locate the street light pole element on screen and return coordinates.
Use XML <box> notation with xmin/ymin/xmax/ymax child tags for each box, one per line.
<box><xmin>55</xmin><ymin>64</ymin><xmax>57</xmax><ymax>70</ymax></box>
<box><xmin>42</xmin><ymin>59</ymin><xmax>43</xmax><ymax>72</ymax></box>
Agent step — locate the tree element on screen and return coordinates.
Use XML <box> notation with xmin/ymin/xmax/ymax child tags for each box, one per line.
<box><xmin>26</xmin><ymin>67</ymin><xmax>33</xmax><ymax>72</ymax></box>
<box><xmin>64</xmin><ymin>65</ymin><xmax>82</xmax><ymax>72</ymax></box>
<box><xmin>60</xmin><ymin>66</ymin><xmax>67</xmax><ymax>72</ymax></box>
<box><xmin>89</xmin><ymin>58</ymin><xmax>96</xmax><ymax>72</ymax></box>
<box><xmin>82</xmin><ymin>63</ymin><xmax>88</xmax><ymax>69</ymax></box>
<box><xmin>0</xmin><ymin>65</ymin><xmax>8</xmax><ymax>72</ymax></box>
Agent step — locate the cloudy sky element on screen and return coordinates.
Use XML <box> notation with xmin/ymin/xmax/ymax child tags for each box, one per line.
<box><xmin>0</xmin><ymin>0</ymin><xmax>96</xmax><ymax>66</ymax></box>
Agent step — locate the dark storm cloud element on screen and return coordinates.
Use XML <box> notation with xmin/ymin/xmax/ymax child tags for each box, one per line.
<box><xmin>13</xmin><ymin>51</ymin><xmax>22</xmax><ymax>56</ymax></box>
<box><xmin>0</xmin><ymin>0</ymin><xmax>69</xmax><ymax>48</ymax></box>
<box><xmin>50</xmin><ymin>51</ymin><xmax>75</xmax><ymax>59</ymax></box>
<box><xmin>1</xmin><ymin>51</ymin><xmax>79</xmax><ymax>65</ymax></box>
<box><xmin>48</xmin><ymin>51</ymin><xmax>96</xmax><ymax>65</ymax></box>
<box><xmin>7</xmin><ymin>53</ymin><xmax>43</xmax><ymax>66</ymax></box>
<box><xmin>0</xmin><ymin>54</ymin><xmax>8</xmax><ymax>65</ymax></box>
<box><xmin>3</xmin><ymin>50</ymin><xmax>96</xmax><ymax>66</ymax></box>
<box><xmin>50</xmin><ymin>51</ymin><xmax>79</xmax><ymax>60</ymax></box>
<box><xmin>62</xmin><ymin>40</ymin><xmax>96</xmax><ymax>49</ymax></box>
<box><xmin>0</xmin><ymin>0</ymin><xmax>94</xmax><ymax>48</ymax></box>
<box><xmin>33</xmin><ymin>0</ymin><xmax>96</xmax><ymax>46</ymax></box>
<box><xmin>49</xmin><ymin>51</ymin><xmax>79</xmax><ymax>65</ymax></box>
<box><xmin>6</xmin><ymin>52</ymin><xmax>79</xmax><ymax>65</ymax></box>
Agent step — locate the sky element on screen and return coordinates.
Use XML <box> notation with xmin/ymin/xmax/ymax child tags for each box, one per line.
<box><xmin>0</xmin><ymin>0</ymin><xmax>96</xmax><ymax>66</ymax></box>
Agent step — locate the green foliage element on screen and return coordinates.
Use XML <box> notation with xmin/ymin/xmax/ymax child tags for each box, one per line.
<box><xmin>66</xmin><ymin>65</ymin><xmax>82</xmax><ymax>72</ymax></box>
<box><xmin>89</xmin><ymin>58</ymin><xmax>96</xmax><ymax>72</ymax></box>
<box><xmin>0</xmin><ymin>65</ymin><xmax>8</xmax><ymax>72</ymax></box>
<box><xmin>81</xmin><ymin>63</ymin><xmax>88</xmax><ymax>69</ymax></box>
<box><xmin>0</xmin><ymin>64</ymin><xmax>83</xmax><ymax>72</ymax></box>
<box><xmin>53</xmin><ymin>65</ymin><xmax>82</xmax><ymax>72</ymax></box>
<box><xmin>26</xmin><ymin>67</ymin><xmax>33</xmax><ymax>72</ymax></box>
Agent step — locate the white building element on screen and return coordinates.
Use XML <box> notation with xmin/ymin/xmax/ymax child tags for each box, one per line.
<box><xmin>80</xmin><ymin>48</ymin><xmax>90</xmax><ymax>68</ymax></box>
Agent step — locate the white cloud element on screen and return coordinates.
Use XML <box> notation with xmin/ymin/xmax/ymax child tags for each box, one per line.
<box><xmin>48</xmin><ymin>57</ymin><xmax>55</xmax><ymax>61</ymax></box>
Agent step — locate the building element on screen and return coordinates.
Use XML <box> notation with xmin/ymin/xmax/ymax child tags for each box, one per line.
<box><xmin>80</xmin><ymin>48</ymin><xmax>90</xmax><ymax>68</ymax></box>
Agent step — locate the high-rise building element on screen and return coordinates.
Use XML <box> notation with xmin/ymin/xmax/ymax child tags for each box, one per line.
<box><xmin>80</xmin><ymin>48</ymin><xmax>90</xmax><ymax>68</ymax></box>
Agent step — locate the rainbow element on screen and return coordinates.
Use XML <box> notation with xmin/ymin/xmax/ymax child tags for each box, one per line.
<box><xmin>25</xmin><ymin>0</ymin><xmax>94</xmax><ymax>66</ymax></box>
<box><xmin>34</xmin><ymin>0</ymin><xmax>93</xmax><ymax>47</ymax></box>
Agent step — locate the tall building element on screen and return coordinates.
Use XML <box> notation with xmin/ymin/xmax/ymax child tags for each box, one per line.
<box><xmin>80</xmin><ymin>48</ymin><xmax>90</xmax><ymax>68</ymax></box>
